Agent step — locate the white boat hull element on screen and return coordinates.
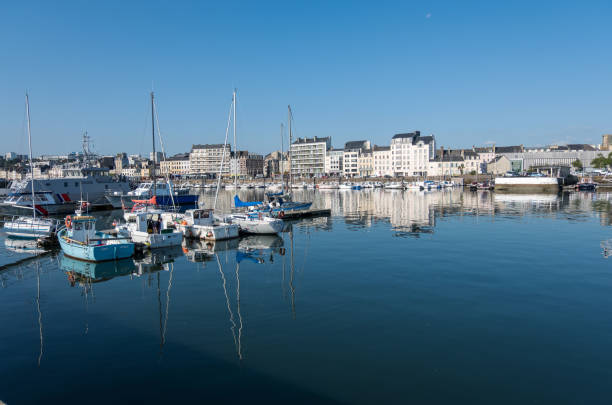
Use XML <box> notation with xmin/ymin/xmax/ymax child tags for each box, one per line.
<box><xmin>130</xmin><ymin>230</ymin><xmax>183</xmax><ymax>248</ymax></box>
<box><xmin>181</xmin><ymin>223</ymin><xmax>240</xmax><ymax>241</ymax></box>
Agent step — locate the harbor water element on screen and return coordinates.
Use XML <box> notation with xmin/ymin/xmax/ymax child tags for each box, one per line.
<box><xmin>1</xmin><ymin>189</ymin><xmax>612</xmax><ymax>404</ymax></box>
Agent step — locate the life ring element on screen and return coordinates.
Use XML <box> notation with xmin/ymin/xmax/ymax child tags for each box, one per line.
<box><xmin>181</xmin><ymin>220</ymin><xmax>188</xmax><ymax>226</ymax></box>
<box><xmin>278</xmin><ymin>211</ymin><xmax>285</xmax><ymax>219</ymax></box>
<box><xmin>65</xmin><ymin>215</ymin><xmax>72</xmax><ymax>229</ymax></box>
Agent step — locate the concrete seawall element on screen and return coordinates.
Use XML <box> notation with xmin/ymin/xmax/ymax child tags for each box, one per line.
<box><xmin>494</xmin><ymin>177</ymin><xmax>561</xmax><ymax>193</ymax></box>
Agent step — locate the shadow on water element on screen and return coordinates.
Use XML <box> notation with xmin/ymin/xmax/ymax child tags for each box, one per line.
<box><xmin>1</xmin><ymin>315</ymin><xmax>344</xmax><ymax>405</ymax></box>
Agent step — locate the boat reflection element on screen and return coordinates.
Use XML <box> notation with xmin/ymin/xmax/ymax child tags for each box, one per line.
<box><xmin>134</xmin><ymin>245</ymin><xmax>184</xmax><ymax>275</ymax></box>
<box><xmin>182</xmin><ymin>238</ymin><xmax>240</xmax><ymax>263</ymax></box>
<box><xmin>4</xmin><ymin>237</ymin><xmax>46</xmax><ymax>255</ymax></box>
<box><xmin>237</xmin><ymin>235</ymin><xmax>285</xmax><ymax>264</ymax></box>
<box><xmin>61</xmin><ymin>254</ymin><xmax>136</xmax><ymax>284</ymax></box>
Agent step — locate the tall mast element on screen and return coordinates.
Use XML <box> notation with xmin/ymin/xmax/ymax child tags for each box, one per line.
<box><xmin>151</xmin><ymin>92</ymin><xmax>156</xmax><ymax>198</ymax></box>
<box><xmin>280</xmin><ymin>123</ymin><xmax>284</xmax><ymax>193</ymax></box>
<box><xmin>25</xmin><ymin>93</ymin><xmax>36</xmax><ymax>219</ymax></box>
<box><xmin>288</xmin><ymin>105</ymin><xmax>293</xmax><ymax>190</ymax></box>
<box><xmin>233</xmin><ymin>89</ymin><xmax>237</xmax><ymax>191</ymax></box>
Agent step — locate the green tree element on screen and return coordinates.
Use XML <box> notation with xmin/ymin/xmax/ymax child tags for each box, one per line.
<box><xmin>572</xmin><ymin>159</ymin><xmax>583</xmax><ymax>170</ymax></box>
<box><xmin>591</xmin><ymin>154</ymin><xmax>609</xmax><ymax>169</ymax></box>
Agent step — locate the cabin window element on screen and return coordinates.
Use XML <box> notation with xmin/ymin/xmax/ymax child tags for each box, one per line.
<box><xmin>64</xmin><ymin>182</ymin><xmax>68</xmax><ymax>187</ymax></box>
<box><xmin>75</xmin><ymin>182</ymin><xmax>79</xmax><ymax>187</ymax></box>
<box><xmin>74</xmin><ymin>223</ymin><xmax>83</xmax><ymax>231</ymax></box>
<box><xmin>85</xmin><ymin>222</ymin><xmax>91</xmax><ymax>230</ymax></box>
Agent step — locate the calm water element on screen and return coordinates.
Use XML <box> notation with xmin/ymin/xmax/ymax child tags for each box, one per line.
<box><xmin>1</xmin><ymin>189</ymin><xmax>612</xmax><ymax>404</ymax></box>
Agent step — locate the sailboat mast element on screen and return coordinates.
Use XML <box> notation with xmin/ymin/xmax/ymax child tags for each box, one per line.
<box><xmin>288</xmin><ymin>105</ymin><xmax>293</xmax><ymax>190</ymax></box>
<box><xmin>151</xmin><ymin>92</ymin><xmax>157</xmax><ymax>198</ymax></box>
<box><xmin>233</xmin><ymin>89</ymin><xmax>237</xmax><ymax>190</ymax></box>
<box><xmin>280</xmin><ymin>123</ymin><xmax>284</xmax><ymax>193</ymax></box>
<box><xmin>25</xmin><ymin>93</ymin><xmax>36</xmax><ymax>220</ymax></box>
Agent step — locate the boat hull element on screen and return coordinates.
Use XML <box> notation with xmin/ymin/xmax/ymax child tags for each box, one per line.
<box><xmin>3</xmin><ymin>217</ymin><xmax>57</xmax><ymax>239</ymax></box>
<box><xmin>130</xmin><ymin>230</ymin><xmax>183</xmax><ymax>248</ymax></box>
<box><xmin>230</xmin><ymin>216</ymin><xmax>284</xmax><ymax>235</ymax></box>
<box><xmin>181</xmin><ymin>223</ymin><xmax>240</xmax><ymax>241</ymax></box>
<box><xmin>57</xmin><ymin>229</ymin><xmax>135</xmax><ymax>262</ymax></box>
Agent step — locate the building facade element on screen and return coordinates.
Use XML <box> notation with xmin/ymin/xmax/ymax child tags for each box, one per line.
<box><xmin>189</xmin><ymin>144</ymin><xmax>231</xmax><ymax>177</ymax></box>
<box><xmin>290</xmin><ymin>136</ymin><xmax>331</xmax><ymax>177</ymax></box>
<box><xmin>324</xmin><ymin>149</ymin><xmax>344</xmax><ymax>176</ymax></box>
<box><xmin>343</xmin><ymin>140</ymin><xmax>370</xmax><ymax>178</ymax></box>
<box><xmin>391</xmin><ymin>131</ymin><xmax>435</xmax><ymax>177</ymax></box>
<box><xmin>372</xmin><ymin>146</ymin><xmax>392</xmax><ymax>177</ymax></box>
<box><xmin>161</xmin><ymin>153</ymin><xmax>191</xmax><ymax>176</ymax></box>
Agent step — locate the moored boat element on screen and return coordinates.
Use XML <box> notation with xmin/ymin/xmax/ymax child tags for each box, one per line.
<box><xmin>57</xmin><ymin>215</ymin><xmax>135</xmax><ymax>262</ymax></box>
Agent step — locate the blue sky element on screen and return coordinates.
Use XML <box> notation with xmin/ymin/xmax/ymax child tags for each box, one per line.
<box><xmin>1</xmin><ymin>0</ymin><xmax>611</xmax><ymax>157</ymax></box>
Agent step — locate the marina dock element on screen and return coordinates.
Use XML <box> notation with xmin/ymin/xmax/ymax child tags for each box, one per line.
<box><xmin>280</xmin><ymin>208</ymin><xmax>331</xmax><ymax>219</ymax></box>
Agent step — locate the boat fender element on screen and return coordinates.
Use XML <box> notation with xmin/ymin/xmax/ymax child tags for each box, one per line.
<box><xmin>206</xmin><ymin>231</ymin><xmax>213</xmax><ymax>239</ymax></box>
<box><xmin>278</xmin><ymin>211</ymin><xmax>285</xmax><ymax>219</ymax></box>
<box><xmin>65</xmin><ymin>216</ymin><xmax>72</xmax><ymax>229</ymax></box>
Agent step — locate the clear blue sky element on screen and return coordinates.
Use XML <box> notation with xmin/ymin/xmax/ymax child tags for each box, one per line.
<box><xmin>1</xmin><ymin>0</ymin><xmax>611</xmax><ymax>157</ymax></box>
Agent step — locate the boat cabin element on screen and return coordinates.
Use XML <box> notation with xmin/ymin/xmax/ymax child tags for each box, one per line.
<box><xmin>183</xmin><ymin>209</ymin><xmax>214</xmax><ymax>226</ymax></box>
<box><xmin>65</xmin><ymin>216</ymin><xmax>97</xmax><ymax>243</ymax></box>
<box><xmin>125</xmin><ymin>211</ymin><xmax>176</xmax><ymax>234</ymax></box>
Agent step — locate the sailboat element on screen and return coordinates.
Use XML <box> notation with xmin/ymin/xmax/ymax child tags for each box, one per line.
<box><xmin>177</xmin><ymin>93</ymin><xmax>239</xmax><ymax>241</ymax></box>
<box><xmin>114</xmin><ymin>92</ymin><xmax>183</xmax><ymax>249</ymax></box>
<box><xmin>221</xmin><ymin>90</ymin><xmax>284</xmax><ymax>234</ymax></box>
<box><xmin>4</xmin><ymin>94</ymin><xmax>60</xmax><ymax>239</ymax></box>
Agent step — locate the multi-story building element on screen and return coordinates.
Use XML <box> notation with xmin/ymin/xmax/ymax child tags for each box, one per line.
<box><xmin>372</xmin><ymin>146</ymin><xmax>392</xmax><ymax>177</ymax></box>
<box><xmin>602</xmin><ymin>135</ymin><xmax>612</xmax><ymax>151</ymax></box>
<box><xmin>114</xmin><ymin>153</ymin><xmax>129</xmax><ymax>174</ymax></box>
<box><xmin>290</xmin><ymin>136</ymin><xmax>331</xmax><ymax>177</ymax></box>
<box><xmin>324</xmin><ymin>149</ymin><xmax>344</xmax><ymax>176</ymax></box>
<box><xmin>160</xmin><ymin>153</ymin><xmax>190</xmax><ymax>177</ymax></box>
<box><xmin>189</xmin><ymin>144</ymin><xmax>231</xmax><ymax>177</ymax></box>
<box><xmin>390</xmin><ymin>131</ymin><xmax>435</xmax><ymax>176</ymax></box>
<box><xmin>120</xmin><ymin>167</ymin><xmax>140</xmax><ymax>178</ymax></box>
<box><xmin>496</xmin><ymin>144</ymin><xmax>601</xmax><ymax>171</ymax></box>
<box><xmin>358</xmin><ymin>149</ymin><xmax>373</xmax><ymax>177</ymax></box>
<box><xmin>343</xmin><ymin>140</ymin><xmax>370</xmax><ymax>178</ymax></box>
<box><xmin>264</xmin><ymin>151</ymin><xmax>283</xmax><ymax>177</ymax></box>
<box><xmin>230</xmin><ymin>151</ymin><xmax>264</xmax><ymax>178</ymax></box>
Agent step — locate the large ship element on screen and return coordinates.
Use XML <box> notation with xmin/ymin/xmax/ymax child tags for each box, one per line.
<box><xmin>0</xmin><ymin>166</ymin><xmax>131</xmax><ymax>215</ymax></box>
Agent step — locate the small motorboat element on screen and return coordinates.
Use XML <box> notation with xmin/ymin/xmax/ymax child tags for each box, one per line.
<box><xmin>3</xmin><ymin>215</ymin><xmax>59</xmax><ymax>239</ymax></box>
<box><xmin>57</xmin><ymin>215</ymin><xmax>134</xmax><ymax>262</ymax></box>
<box><xmin>115</xmin><ymin>209</ymin><xmax>183</xmax><ymax>249</ymax></box>
<box><xmin>576</xmin><ymin>177</ymin><xmax>598</xmax><ymax>191</ymax></box>
<box><xmin>178</xmin><ymin>209</ymin><xmax>239</xmax><ymax>241</ymax></box>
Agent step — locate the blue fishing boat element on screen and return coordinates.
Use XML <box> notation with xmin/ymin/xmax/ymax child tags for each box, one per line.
<box><xmin>57</xmin><ymin>215</ymin><xmax>134</xmax><ymax>262</ymax></box>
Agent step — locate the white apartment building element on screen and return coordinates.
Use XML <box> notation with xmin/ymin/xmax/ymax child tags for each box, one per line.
<box><xmin>161</xmin><ymin>153</ymin><xmax>190</xmax><ymax>176</ymax></box>
<box><xmin>391</xmin><ymin>132</ymin><xmax>435</xmax><ymax>176</ymax></box>
<box><xmin>189</xmin><ymin>144</ymin><xmax>231</xmax><ymax>177</ymax></box>
<box><xmin>325</xmin><ymin>149</ymin><xmax>344</xmax><ymax>176</ymax></box>
<box><xmin>358</xmin><ymin>150</ymin><xmax>373</xmax><ymax>177</ymax></box>
<box><xmin>290</xmin><ymin>136</ymin><xmax>331</xmax><ymax>177</ymax></box>
<box><xmin>372</xmin><ymin>146</ymin><xmax>392</xmax><ymax>177</ymax></box>
<box><xmin>343</xmin><ymin>140</ymin><xmax>370</xmax><ymax>178</ymax></box>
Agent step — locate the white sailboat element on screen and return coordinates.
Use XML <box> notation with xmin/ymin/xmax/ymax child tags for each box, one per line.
<box><xmin>4</xmin><ymin>93</ymin><xmax>59</xmax><ymax>239</ymax></box>
<box><xmin>223</xmin><ymin>90</ymin><xmax>283</xmax><ymax>235</ymax></box>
